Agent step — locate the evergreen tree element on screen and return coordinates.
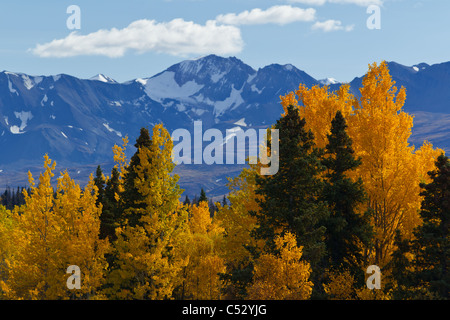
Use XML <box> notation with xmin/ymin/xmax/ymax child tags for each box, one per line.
<box><xmin>393</xmin><ymin>154</ymin><xmax>450</xmax><ymax>299</ymax></box>
<box><xmin>251</xmin><ymin>105</ymin><xmax>329</xmax><ymax>275</ymax></box>
<box><xmin>93</xmin><ymin>165</ymin><xmax>105</xmax><ymax>207</ymax></box>
<box><xmin>321</xmin><ymin>110</ymin><xmax>373</xmax><ymax>285</ymax></box>
<box><xmin>121</xmin><ymin>127</ymin><xmax>152</xmax><ymax>226</ymax></box>
<box><xmin>198</xmin><ymin>188</ymin><xmax>208</xmax><ymax>204</ymax></box>
<box><xmin>1</xmin><ymin>188</ymin><xmax>9</xmax><ymax>207</ymax></box>
<box><xmin>106</xmin><ymin>124</ymin><xmax>188</xmax><ymax>299</ymax></box>
<box><xmin>389</xmin><ymin>230</ymin><xmax>415</xmax><ymax>299</ymax></box>
<box><xmin>183</xmin><ymin>195</ymin><xmax>191</xmax><ymax>206</ymax></box>
<box><xmin>10</xmin><ymin>192</ymin><xmax>16</xmax><ymax>209</ymax></box>
<box><xmin>100</xmin><ymin>167</ymin><xmax>121</xmax><ymax>241</ymax></box>
<box><xmin>222</xmin><ymin>195</ymin><xmax>228</xmax><ymax>207</ymax></box>
<box><xmin>0</xmin><ymin>187</ymin><xmax>27</xmax><ymax>210</ymax></box>
<box><xmin>208</xmin><ymin>198</ymin><xmax>217</xmax><ymax>218</ymax></box>
<box><xmin>18</xmin><ymin>187</ymin><xmax>25</xmax><ymax>207</ymax></box>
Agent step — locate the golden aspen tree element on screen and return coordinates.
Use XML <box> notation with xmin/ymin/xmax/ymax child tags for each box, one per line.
<box><xmin>3</xmin><ymin>156</ymin><xmax>57</xmax><ymax>299</ymax></box>
<box><xmin>3</xmin><ymin>155</ymin><xmax>109</xmax><ymax>299</ymax></box>
<box><xmin>281</xmin><ymin>83</ymin><xmax>355</xmax><ymax>150</ymax></box>
<box><xmin>247</xmin><ymin>232</ymin><xmax>312</xmax><ymax>300</ymax></box>
<box><xmin>324</xmin><ymin>268</ymin><xmax>391</xmax><ymax>300</ymax></box>
<box><xmin>214</xmin><ymin>166</ymin><xmax>266</xmax><ymax>299</ymax></box>
<box><xmin>110</xmin><ymin>136</ymin><xmax>130</xmax><ymax>203</ymax></box>
<box><xmin>215</xmin><ymin>166</ymin><xmax>263</xmax><ymax>265</ymax></box>
<box><xmin>348</xmin><ymin>62</ymin><xmax>443</xmax><ymax>266</ymax></box>
<box><xmin>323</xmin><ymin>269</ymin><xmax>356</xmax><ymax>300</ymax></box>
<box><xmin>180</xmin><ymin>201</ymin><xmax>225</xmax><ymax>300</ymax></box>
<box><xmin>107</xmin><ymin>124</ymin><xmax>188</xmax><ymax>300</ymax></box>
<box><xmin>53</xmin><ymin>172</ymin><xmax>110</xmax><ymax>299</ymax></box>
<box><xmin>0</xmin><ymin>206</ymin><xmax>15</xmax><ymax>298</ymax></box>
<box><xmin>405</xmin><ymin>141</ymin><xmax>443</xmax><ymax>231</ymax></box>
<box><xmin>280</xmin><ymin>61</ymin><xmax>444</xmax><ymax>267</ymax></box>
<box><xmin>112</xmin><ymin>136</ymin><xmax>129</xmax><ymax>180</ymax></box>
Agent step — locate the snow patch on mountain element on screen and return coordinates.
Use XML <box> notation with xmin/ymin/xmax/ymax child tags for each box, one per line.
<box><xmin>194</xmin><ymin>94</ymin><xmax>214</xmax><ymax>106</ymax></box>
<box><xmin>214</xmin><ymin>85</ymin><xmax>244</xmax><ymax>116</ymax></box>
<box><xmin>8</xmin><ymin>79</ymin><xmax>18</xmax><ymax>95</ymax></box>
<box><xmin>103</xmin><ymin>123</ymin><xmax>122</xmax><ymax>137</ymax></box>
<box><xmin>4</xmin><ymin>72</ymin><xmax>42</xmax><ymax>91</ymax></box>
<box><xmin>211</xmin><ymin>71</ymin><xmax>226</xmax><ymax>83</ymax></box>
<box><xmin>144</xmin><ymin>71</ymin><xmax>203</xmax><ymax>103</ymax></box>
<box><xmin>192</xmin><ymin>108</ymin><xmax>206</xmax><ymax>116</ymax></box>
<box><xmin>318</xmin><ymin>77</ymin><xmax>339</xmax><ymax>85</ymax></box>
<box><xmin>21</xmin><ymin>75</ymin><xmax>41</xmax><ymax>90</ymax></box>
<box><xmin>284</xmin><ymin>64</ymin><xmax>294</xmax><ymax>71</ymax></box>
<box><xmin>110</xmin><ymin>101</ymin><xmax>122</xmax><ymax>107</ymax></box>
<box><xmin>251</xmin><ymin>84</ymin><xmax>263</xmax><ymax>94</ymax></box>
<box><xmin>9</xmin><ymin>126</ymin><xmax>22</xmax><ymax>134</ymax></box>
<box><xmin>247</xmin><ymin>73</ymin><xmax>257</xmax><ymax>83</ymax></box>
<box><xmin>135</xmin><ymin>78</ymin><xmax>147</xmax><ymax>86</ymax></box>
<box><xmin>89</xmin><ymin>74</ymin><xmax>117</xmax><ymax>83</ymax></box>
<box><xmin>176</xmin><ymin>103</ymin><xmax>186</xmax><ymax>112</ymax></box>
<box><xmin>10</xmin><ymin>111</ymin><xmax>33</xmax><ymax>134</ymax></box>
<box><xmin>41</xmin><ymin>94</ymin><xmax>48</xmax><ymax>106</ymax></box>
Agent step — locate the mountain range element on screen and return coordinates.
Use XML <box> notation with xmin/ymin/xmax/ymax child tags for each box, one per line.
<box><xmin>0</xmin><ymin>55</ymin><xmax>449</xmax><ymax>198</ymax></box>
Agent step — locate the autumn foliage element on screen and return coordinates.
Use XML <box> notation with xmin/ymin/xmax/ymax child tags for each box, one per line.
<box><xmin>0</xmin><ymin>61</ymin><xmax>447</xmax><ymax>300</ymax></box>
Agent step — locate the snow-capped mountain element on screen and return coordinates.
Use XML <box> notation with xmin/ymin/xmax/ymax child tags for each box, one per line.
<box><xmin>89</xmin><ymin>74</ymin><xmax>117</xmax><ymax>83</ymax></box>
<box><xmin>0</xmin><ymin>55</ymin><xmax>449</xmax><ymax>197</ymax></box>
<box><xmin>318</xmin><ymin>77</ymin><xmax>339</xmax><ymax>85</ymax></box>
<box><xmin>135</xmin><ymin>55</ymin><xmax>317</xmax><ymax>128</ymax></box>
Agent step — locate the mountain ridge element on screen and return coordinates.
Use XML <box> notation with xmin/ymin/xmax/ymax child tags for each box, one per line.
<box><xmin>0</xmin><ymin>54</ymin><xmax>449</xmax><ymax>197</ymax></box>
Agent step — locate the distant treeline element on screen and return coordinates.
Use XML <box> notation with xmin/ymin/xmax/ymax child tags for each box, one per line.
<box><xmin>0</xmin><ymin>186</ymin><xmax>29</xmax><ymax>210</ymax></box>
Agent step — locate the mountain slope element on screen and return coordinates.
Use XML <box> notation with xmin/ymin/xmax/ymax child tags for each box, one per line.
<box><xmin>0</xmin><ymin>55</ymin><xmax>449</xmax><ymax>197</ymax></box>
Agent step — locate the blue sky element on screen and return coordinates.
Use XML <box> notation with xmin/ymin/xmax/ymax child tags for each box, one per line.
<box><xmin>0</xmin><ymin>0</ymin><xmax>448</xmax><ymax>83</ymax></box>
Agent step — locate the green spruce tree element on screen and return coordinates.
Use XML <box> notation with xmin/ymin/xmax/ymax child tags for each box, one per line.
<box><xmin>183</xmin><ymin>195</ymin><xmax>191</xmax><ymax>206</ymax></box>
<box><xmin>100</xmin><ymin>167</ymin><xmax>122</xmax><ymax>241</ymax></box>
<box><xmin>251</xmin><ymin>104</ymin><xmax>329</xmax><ymax>272</ymax></box>
<box><xmin>198</xmin><ymin>188</ymin><xmax>208</xmax><ymax>204</ymax></box>
<box><xmin>414</xmin><ymin>154</ymin><xmax>449</xmax><ymax>298</ymax></box>
<box><xmin>222</xmin><ymin>195</ymin><xmax>228</xmax><ymax>207</ymax></box>
<box><xmin>94</xmin><ymin>165</ymin><xmax>105</xmax><ymax>207</ymax></box>
<box><xmin>391</xmin><ymin>154</ymin><xmax>450</xmax><ymax>299</ymax></box>
<box><xmin>321</xmin><ymin>110</ymin><xmax>373</xmax><ymax>286</ymax></box>
<box><xmin>121</xmin><ymin>127</ymin><xmax>152</xmax><ymax>227</ymax></box>
<box><xmin>389</xmin><ymin>230</ymin><xmax>415</xmax><ymax>299</ymax></box>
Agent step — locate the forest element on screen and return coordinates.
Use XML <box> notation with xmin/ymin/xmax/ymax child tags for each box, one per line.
<box><xmin>0</xmin><ymin>61</ymin><xmax>448</xmax><ymax>300</ymax></box>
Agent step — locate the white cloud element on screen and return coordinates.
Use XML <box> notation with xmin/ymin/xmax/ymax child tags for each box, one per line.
<box><xmin>287</xmin><ymin>0</ymin><xmax>327</xmax><ymax>5</ymax></box>
<box><xmin>312</xmin><ymin>19</ymin><xmax>354</xmax><ymax>32</ymax></box>
<box><xmin>288</xmin><ymin>0</ymin><xmax>383</xmax><ymax>6</ymax></box>
<box><xmin>215</xmin><ymin>5</ymin><xmax>316</xmax><ymax>25</ymax></box>
<box><xmin>31</xmin><ymin>19</ymin><xmax>243</xmax><ymax>58</ymax></box>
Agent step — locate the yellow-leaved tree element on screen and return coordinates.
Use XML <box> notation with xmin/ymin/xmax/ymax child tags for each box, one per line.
<box><xmin>0</xmin><ymin>205</ymin><xmax>15</xmax><ymax>298</ymax></box>
<box><xmin>106</xmin><ymin>124</ymin><xmax>188</xmax><ymax>300</ymax></box>
<box><xmin>247</xmin><ymin>232</ymin><xmax>313</xmax><ymax>300</ymax></box>
<box><xmin>280</xmin><ymin>61</ymin><xmax>443</xmax><ymax>267</ymax></box>
<box><xmin>214</xmin><ymin>165</ymin><xmax>266</xmax><ymax>299</ymax></box>
<box><xmin>178</xmin><ymin>201</ymin><xmax>225</xmax><ymax>300</ymax></box>
<box><xmin>215</xmin><ymin>166</ymin><xmax>263</xmax><ymax>266</ymax></box>
<box><xmin>2</xmin><ymin>155</ymin><xmax>109</xmax><ymax>299</ymax></box>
